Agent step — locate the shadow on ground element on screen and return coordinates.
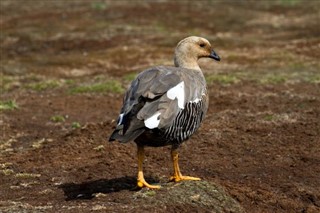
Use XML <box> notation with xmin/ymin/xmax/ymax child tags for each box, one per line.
<box><xmin>59</xmin><ymin>176</ymin><xmax>159</xmax><ymax>200</ymax></box>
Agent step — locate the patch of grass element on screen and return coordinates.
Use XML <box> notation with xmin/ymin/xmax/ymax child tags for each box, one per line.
<box><xmin>32</xmin><ymin>138</ymin><xmax>46</xmax><ymax>149</ymax></box>
<box><xmin>305</xmin><ymin>74</ymin><xmax>320</xmax><ymax>84</ymax></box>
<box><xmin>26</xmin><ymin>80</ymin><xmax>60</xmax><ymax>91</ymax></box>
<box><xmin>91</xmin><ymin>2</ymin><xmax>108</xmax><ymax>10</ymax></box>
<box><xmin>0</xmin><ymin>75</ymin><xmax>17</xmax><ymax>91</ymax></box>
<box><xmin>69</xmin><ymin>80</ymin><xmax>124</xmax><ymax>94</ymax></box>
<box><xmin>0</xmin><ymin>162</ymin><xmax>13</xmax><ymax>169</ymax></box>
<box><xmin>65</xmin><ymin>79</ymin><xmax>75</xmax><ymax>85</ymax></box>
<box><xmin>262</xmin><ymin>113</ymin><xmax>297</xmax><ymax>124</ymax></box>
<box><xmin>50</xmin><ymin>115</ymin><xmax>65</xmax><ymax>123</ymax></box>
<box><xmin>278</xmin><ymin>0</ymin><xmax>300</xmax><ymax>6</ymax></box>
<box><xmin>264</xmin><ymin>114</ymin><xmax>274</xmax><ymax>121</ymax></box>
<box><xmin>259</xmin><ymin>74</ymin><xmax>287</xmax><ymax>84</ymax></box>
<box><xmin>123</xmin><ymin>73</ymin><xmax>137</xmax><ymax>81</ymax></box>
<box><xmin>206</xmin><ymin>74</ymin><xmax>239</xmax><ymax>85</ymax></box>
<box><xmin>0</xmin><ymin>138</ymin><xmax>16</xmax><ymax>152</ymax></box>
<box><xmin>0</xmin><ymin>100</ymin><xmax>18</xmax><ymax>110</ymax></box>
<box><xmin>0</xmin><ymin>75</ymin><xmax>13</xmax><ymax>85</ymax></box>
<box><xmin>93</xmin><ymin>145</ymin><xmax>105</xmax><ymax>151</ymax></box>
<box><xmin>15</xmin><ymin>173</ymin><xmax>41</xmax><ymax>178</ymax></box>
<box><xmin>289</xmin><ymin>62</ymin><xmax>306</xmax><ymax>71</ymax></box>
<box><xmin>71</xmin><ymin>122</ymin><xmax>81</xmax><ymax>129</ymax></box>
<box><xmin>0</xmin><ymin>163</ymin><xmax>14</xmax><ymax>176</ymax></box>
<box><xmin>1</xmin><ymin>169</ymin><xmax>15</xmax><ymax>176</ymax></box>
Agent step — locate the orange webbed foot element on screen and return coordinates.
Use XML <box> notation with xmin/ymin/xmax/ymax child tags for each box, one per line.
<box><xmin>170</xmin><ymin>174</ymin><xmax>201</xmax><ymax>182</ymax></box>
<box><xmin>137</xmin><ymin>178</ymin><xmax>160</xmax><ymax>189</ymax></box>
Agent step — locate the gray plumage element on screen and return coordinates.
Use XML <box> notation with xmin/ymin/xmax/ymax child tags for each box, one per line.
<box><xmin>109</xmin><ymin>36</ymin><xmax>220</xmax><ymax>189</ymax></box>
<box><xmin>109</xmin><ymin>66</ymin><xmax>208</xmax><ymax>147</ymax></box>
<box><xmin>109</xmin><ymin>36</ymin><xmax>220</xmax><ymax>148</ymax></box>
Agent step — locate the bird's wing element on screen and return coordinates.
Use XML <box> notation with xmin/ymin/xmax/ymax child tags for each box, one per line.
<box><xmin>109</xmin><ymin>66</ymin><xmax>205</xmax><ymax>142</ymax></box>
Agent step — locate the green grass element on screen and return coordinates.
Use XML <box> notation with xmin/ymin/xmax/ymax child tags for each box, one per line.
<box><xmin>278</xmin><ymin>0</ymin><xmax>300</xmax><ymax>6</ymax></box>
<box><xmin>305</xmin><ymin>74</ymin><xmax>320</xmax><ymax>84</ymax></box>
<box><xmin>259</xmin><ymin>74</ymin><xmax>287</xmax><ymax>84</ymax></box>
<box><xmin>91</xmin><ymin>2</ymin><xmax>108</xmax><ymax>10</ymax></box>
<box><xmin>0</xmin><ymin>100</ymin><xmax>18</xmax><ymax>110</ymax></box>
<box><xmin>15</xmin><ymin>173</ymin><xmax>41</xmax><ymax>178</ymax></box>
<box><xmin>206</xmin><ymin>74</ymin><xmax>239</xmax><ymax>85</ymax></box>
<box><xmin>1</xmin><ymin>169</ymin><xmax>15</xmax><ymax>176</ymax></box>
<box><xmin>0</xmin><ymin>75</ymin><xmax>15</xmax><ymax>91</ymax></box>
<box><xmin>71</xmin><ymin>122</ymin><xmax>81</xmax><ymax>129</ymax></box>
<box><xmin>26</xmin><ymin>80</ymin><xmax>60</xmax><ymax>91</ymax></box>
<box><xmin>123</xmin><ymin>73</ymin><xmax>137</xmax><ymax>81</ymax></box>
<box><xmin>50</xmin><ymin>115</ymin><xmax>65</xmax><ymax>123</ymax></box>
<box><xmin>264</xmin><ymin>115</ymin><xmax>274</xmax><ymax>121</ymax></box>
<box><xmin>69</xmin><ymin>80</ymin><xmax>124</xmax><ymax>94</ymax></box>
<box><xmin>65</xmin><ymin>79</ymin><xmax>75</xmax><ymax>85</ymax></box>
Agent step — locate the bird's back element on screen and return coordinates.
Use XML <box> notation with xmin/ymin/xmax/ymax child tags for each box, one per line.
<box><xmin>109</xmin><ymin>65</ymin><xmax>208</xmax><ymax>146</ymax></box>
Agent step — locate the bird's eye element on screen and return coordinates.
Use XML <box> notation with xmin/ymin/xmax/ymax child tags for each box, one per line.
<box><xmin>199</xmin><ymin>43</ymin><xmax>206</xmax><ymax>48</ymax></box>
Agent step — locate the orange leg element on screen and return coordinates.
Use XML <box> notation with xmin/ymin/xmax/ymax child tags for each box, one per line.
<box><xmin>136</xmin><ymin>145</ymin><xmax>160</xmax><ymax>189</ymax></box>
<box><xmin>170</xmin><ymin>147</ymin><xmax>201</xmax><ymax>182</ymax></box>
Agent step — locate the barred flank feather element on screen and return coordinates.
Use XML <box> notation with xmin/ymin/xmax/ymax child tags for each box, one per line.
<box><xmin>164</xmin><ymin>99</ymin><xmax>204</xmax><ymax>143</ymax></box>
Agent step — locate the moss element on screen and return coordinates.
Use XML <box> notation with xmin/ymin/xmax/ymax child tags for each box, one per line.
<box><xmin>132</xmin><ymin>181</ymin><xmax>244</xmax><ymax>212</ymax></box>
<box><xmin>133</xmin><ymin>189</ymin><xmax>157</xmax><ymax>199</ymax></box>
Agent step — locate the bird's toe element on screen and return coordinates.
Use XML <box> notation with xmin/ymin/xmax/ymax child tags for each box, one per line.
<box><xmin>137</xmin><ymin>179</ymin><xmax>161</xmax><ymax>189</ymax></box>
<box><xmin>170</xmin><ymin>175</ymin><xmax>201</xmax><ymax>182</ymax></box>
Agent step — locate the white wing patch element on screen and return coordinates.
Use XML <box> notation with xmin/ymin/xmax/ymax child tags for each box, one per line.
<box><xmin>117</xmin><ymin>113</ymin><xmax>124</xmax><ymax>125</ymax></box>
<box><xmin>144</xmin><ymin>112</ymin><xmax>161</xmax><ymax>129</ymax></box>
<box><xmin>167</xmin><ymin>81</ymin><xmax>185</xmax><ymax>109</ymax></box>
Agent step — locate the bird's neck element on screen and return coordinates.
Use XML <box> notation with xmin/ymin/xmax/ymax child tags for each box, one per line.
<box><xmin>174</xmin><ymin>51</ymin><xmax>201</xmax><ymax>71</ymax></box>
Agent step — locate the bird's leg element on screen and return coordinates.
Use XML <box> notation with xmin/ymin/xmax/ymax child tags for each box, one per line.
<box><xmin>136</xmin><ymin>145</ymin><xmax>160</xmax><ymax>189</ymax></box>
<box><xmin>170</xmin><ymin>147</ymin><xmax>201</xmax><ymax>182</ymax></box>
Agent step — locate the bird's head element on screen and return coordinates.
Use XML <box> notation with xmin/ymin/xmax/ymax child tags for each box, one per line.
<box><xmin>174</xmin><ymin>36</ymin><xmax>220</xmax><ymax>70</ymax></box>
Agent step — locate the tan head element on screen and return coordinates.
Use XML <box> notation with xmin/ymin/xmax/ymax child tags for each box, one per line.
<box><xmin>174</xmin><ymin>36</ymin><xmax>220</xmax><ymax>70</ymax></box>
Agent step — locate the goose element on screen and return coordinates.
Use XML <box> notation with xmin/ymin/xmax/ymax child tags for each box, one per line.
<box><xmin>109</xmin><ymin>36</ymin><xmax>220</xmax><ymax>189</ymax></box>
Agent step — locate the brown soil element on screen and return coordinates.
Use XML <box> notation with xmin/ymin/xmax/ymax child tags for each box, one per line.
<box><xmin>1</xmin><ymin>1</ymin><xmax>320</xmax><ymax>212</ymax></box>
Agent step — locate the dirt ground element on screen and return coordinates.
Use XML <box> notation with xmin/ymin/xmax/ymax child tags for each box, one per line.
<box><xmin>1</xmin><ymin>1</ymin><xmax>320</xmax><ymax>212</ymax></box>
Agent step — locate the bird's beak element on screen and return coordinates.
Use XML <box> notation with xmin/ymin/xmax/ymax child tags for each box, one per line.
<box><xmin>209</xmin><ymin>50</ymin><xmax>221</xmax><ymax>61</ymax></box>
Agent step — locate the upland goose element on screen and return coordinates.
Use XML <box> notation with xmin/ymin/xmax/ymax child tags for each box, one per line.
<box><xmin>109</xmin><ymin>36</ymin><xmax>220</xmax><ymax>189</ymax></box>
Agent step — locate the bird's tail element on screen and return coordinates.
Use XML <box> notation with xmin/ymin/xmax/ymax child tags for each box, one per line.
<box><xmin>109</xmin><ymin>128</ymin><xmax>144</xmax><ymax>143</ymax></box>
<box><xmin>109</xmin><ymin>103</ymin><xmax>146</xmax><ymax>143</ymax></box>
